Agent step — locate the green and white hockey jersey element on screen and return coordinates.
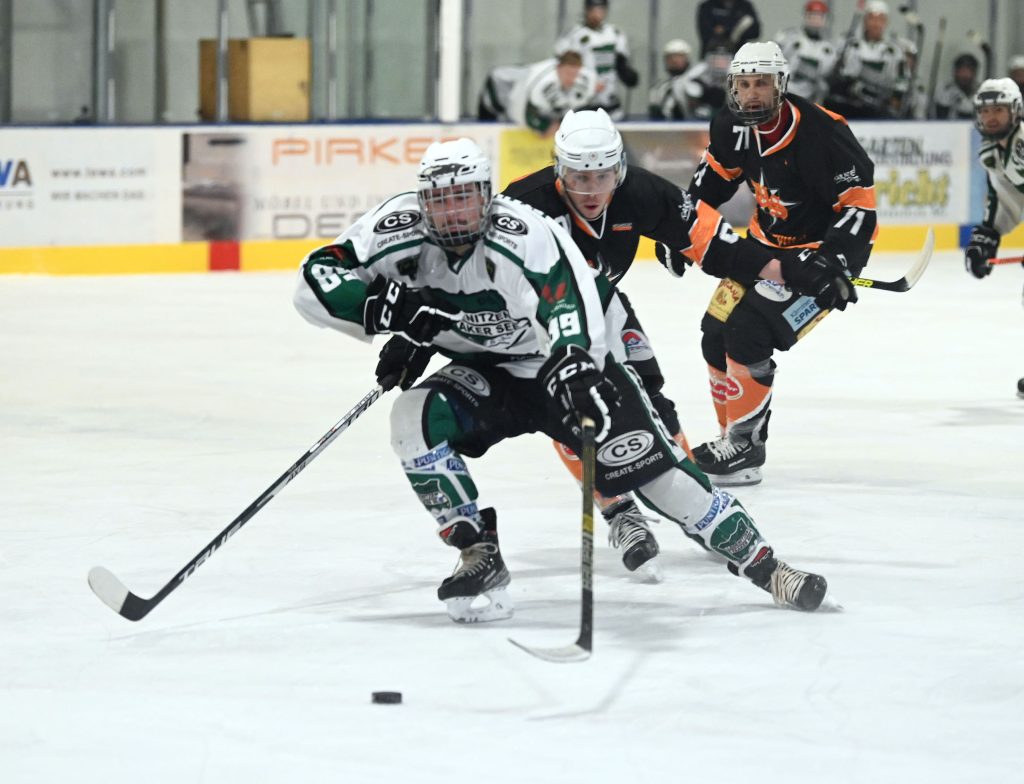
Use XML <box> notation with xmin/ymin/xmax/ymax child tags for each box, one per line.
<box><xmin>978</xmin><ymin>124</ymin><xmax>1024</xmax><ymax>236</ymax></box>
<box><xmin>294</xmin><ymin>193</ymin><xmax>614</xmax><ymax>378</ymax></box>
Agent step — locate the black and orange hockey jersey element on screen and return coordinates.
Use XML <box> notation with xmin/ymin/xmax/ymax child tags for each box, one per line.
<box><xmin>503</xmin><ymin>164</ymin><xmax>774</xmax><ymax>285</ymax></box>
<box><xmin>689</xmin><ymin>93</ymin><xmax>876</xmax><ymax>275</ymax></box>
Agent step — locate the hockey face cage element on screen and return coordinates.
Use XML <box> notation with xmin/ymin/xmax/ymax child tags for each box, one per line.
<box><xmin>974</xmin><ymin>78</ymin><xmax>1023</xmax><ymax>140</ymax></box>
<box><xmin>417</xmin><ymin>172</ymin><xmax>493</xmax><ymax>249</ymax></box>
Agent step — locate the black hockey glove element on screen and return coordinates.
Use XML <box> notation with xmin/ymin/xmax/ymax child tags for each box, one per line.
<box><xmin>656</xmin><ymin>242</ymin><xmax>693</xmax><ymax>278</ymax></box>
<box><xmin>540</xmin><ymin>344</ymin><xmax>621</xmax><ymax>443</ymax></box>
<box><xmin>376</xmin><ymin>335</ymin><xmax>434</xmax><ymax>391</ymax></box>
<box><xmin>780</xmin><ymin>248</ymin><xmax>858</xmax><ymax>312</ymax></box>
<box><xmin>964</xmin><ymin>225</ymin><xmax>1000</xmax><ymax>279</ymax></box>
<box><xmin>362</xmin><ymin>276</ymin><xmax>462</xmax><ymax>346</ymax></box>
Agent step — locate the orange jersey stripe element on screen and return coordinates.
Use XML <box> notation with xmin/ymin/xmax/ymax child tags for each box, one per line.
<box><xmin>705</xmin><ymin>150</ymin><xmax>743</xmax><ymax>181</ymax></box>
<box><xmin>835</xmin><ymin>185</ymin><xmax>877</xmax><ymax>211</ymax></box>
<box><xmin>683</xmin><ymin>200</ymin><xmax>723</xmax><ymax>263</ymax></box>
<box><xmin>816</xmin><ymin>104</ymin><xmax>849</xmax><ymax>124</ymax></box>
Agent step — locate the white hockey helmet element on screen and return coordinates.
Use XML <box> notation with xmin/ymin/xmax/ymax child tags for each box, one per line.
<box><xmin>726</xmin><ymin>41</ymin><xmax>790</xmax><ymax>126</ymax></box>
<box><xmin>973</xmin><ymin>78</ymin><xmax>1023</xmax><ymax>140</ymax></box>
<box><xmin>417</xmin><ymin>138</ymin><xmax>493</xmax><ymax>248</ymax></box>
<box><xmin>663</xmin><ymin>39</ymin><xmax>692</xmax><ymax>57</ymax></box>
<box><xmin>554</xmin><ymin>108</ymin><xmax>627</xmax><ymax>188</ymax></box>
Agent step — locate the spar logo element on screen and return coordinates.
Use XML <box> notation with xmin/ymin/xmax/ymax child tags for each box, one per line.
<box><xmin>597</xmin><ymin>430</ymin><xmax>655</xmax><ymax>467</ymax></box>
<box><xmin>0</xmin><ymin>159</ymin><xmax>32</xmax><ymax>188</ymax></box>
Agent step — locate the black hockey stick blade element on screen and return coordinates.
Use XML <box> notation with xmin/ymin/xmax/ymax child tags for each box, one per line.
<box><xmin>850</xmin><ymin>226</ymin><xmax>934</xmax><ymax>292</ymax></box>
<box><xmin>509</xmin><ymin>416</ymin><xmax>596</xmax><ymax>663</ymax></box>
<box><xmin>87</xmin><ymin>384</ymin><xmax>388</xmax><ymax>621</ymax></box>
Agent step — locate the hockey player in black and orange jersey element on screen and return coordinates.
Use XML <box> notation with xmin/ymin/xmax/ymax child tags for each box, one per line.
<box><xmin>503</xmin><ymin>108</ymin><xmax>784</xmax><ymax>575</ymax></box>
<box><xmin>688</xmin><ymin>40</ymin><xmax>876</xmax><ymax>486</ymax></box>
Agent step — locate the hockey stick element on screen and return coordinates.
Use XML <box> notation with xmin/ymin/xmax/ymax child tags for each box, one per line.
<box><xmin>509</xmin><ymin>415</ymin><xmax>595</xmax><ymax>663</ymax></box>
<box><xmin>88</xmin><ymin>384</ymin><xmax>389</xmax><ymax>621</ymax></box>
<box><xmin>925</xmin><ymin>17</ymin><xmax>946</xmax><ymax>116</ymax></box>
<box><xmin>850</xmin><ymin>226</ymin><xmax>934</xmax><ymax>292</ymax></box>
<box><xmin>967</xmin><ymin>30</ymin><xmax>992</xmax><ymax>79</ymax></box>
<box><xmin>987</xmin><ymin>256</ymin><xmax>1024</xmax><ymax>265</ymax></box>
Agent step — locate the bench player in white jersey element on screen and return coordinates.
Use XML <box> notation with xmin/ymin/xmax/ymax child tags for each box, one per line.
<box><xmin>963</xmin><ymin>78</ymin><xmax>1024</xmax><ymax>399</ymax></box>
<box><xmin>775</xmin><ymin>0</ymin><xmax>836</xmax><ymax>105</ymax></box>
<box><xmin>826</xmin><ymin>0</ymin><xmax>906</xmax><ymax>119</ymax></box>
<box><xmin>555</xmin><ymin>0</ymin><xmax>638</xmax><ymax>120</ymax></box>
<box><xmin>505</xmin><ymin>52</ymin><xmax>598</xmax><ymax>134</ymax></box>
<box><xmin>293</xmin><ymin>138</ymin><xmax>829</xmax><ymax>622</ymax></box>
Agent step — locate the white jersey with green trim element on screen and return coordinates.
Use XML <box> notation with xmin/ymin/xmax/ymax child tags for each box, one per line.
<box><xmin>555</xmin><ymin>22</ymin><xmax>630</xmax><ymax>110</ymax></box>
<box><xmin>506</xmin><ymin>58</ymin><xmax>598</xmax><ymax>132</ymax></box>
<box><xmin>294</xmin><ymin>192</ymin><xmax>615</xmax><ymax>379</ymax></box>
<box><xmin>978</xmin><ymin>123</ymin><xmax>1024</xmax><ymax>236</ymax></box>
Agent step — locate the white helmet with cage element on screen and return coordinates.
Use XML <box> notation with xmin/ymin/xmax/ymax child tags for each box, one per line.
<box><xmin>726</xmin><ymin>41</ymin><xmax>790</xmax><ymax>126</ymax></box>
<box><xmin>973</xmin><ymin>77</ymin><xmax>1023</xmax><ymax>140</ymax></box>
<box><xmin>554</xmin><ymin>108</ymin><xmax>627</xmax><ymax>189</ymax></box>
<box><xmin>416</xmin><ymin>138</ymin><xmax>493</xmax><ymax>248</ymax></box>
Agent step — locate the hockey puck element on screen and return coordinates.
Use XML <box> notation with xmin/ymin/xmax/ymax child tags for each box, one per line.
<box><xmin>371</xmin><ymin>691</ymin><xmax>402</xmax><ymax>705</ymax></box>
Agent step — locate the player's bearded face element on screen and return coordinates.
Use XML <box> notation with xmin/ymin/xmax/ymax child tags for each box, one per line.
<box><xmin>562</xmin><ymin>168</ymin><xmax>618</xmax><ymax>219</ymax></box>
<box><xmin>421</xmin><ymin>183</ymin><xmax>489</xmax><ymax>246</ymax></box>
<box><xmin>977</xmin><ymin>105</ymin><xmax>1012</xmax><ymax>137</ymax></box>
<box><xmin>733</xmin><ymin>75</ymin><xmax>777</xmax><ymax>120</ymax></box>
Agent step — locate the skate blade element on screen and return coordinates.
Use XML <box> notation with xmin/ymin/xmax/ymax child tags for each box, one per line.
<box><xmin>706</xmin><ymin>466</ymin><xmax>762</xmax><ymax>487</ymax></box>
<box><xmin>444</xmin><ymin>587</ymin><xmax>514</xmax><ymax>623</ymax></box>
<box><xmin>631</xmin><ymin>556</ymin><xmax>664</xmax><ymax>583</ymax></box>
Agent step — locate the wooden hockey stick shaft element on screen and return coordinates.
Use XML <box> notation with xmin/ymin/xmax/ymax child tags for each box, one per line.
<box><xmin>87</xmin><ymin>384</ymin><xmax>389</xmax><ymax>621</ymax></box>
<box><xmin>988</xmin><ymin>256</ymin><xmax>1024</xmax><ymax>265</ymax></box>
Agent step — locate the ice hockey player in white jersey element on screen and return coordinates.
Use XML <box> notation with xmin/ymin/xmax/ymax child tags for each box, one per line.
<box><xmin>933</xmin><ymin>54</ymin><xmax>981</xmax><ymax>120</ymax></box>
<box><xmin>963</xmin><ymin>78</ymin><xmax>1024</xmax><ymax>399</ymax></box>
<box><xmin>506</xmin><ymin>52</ymin><xmax>598</xmax><ymax>134</ymax></box>
<box><xmin>826</xmin><ymin>0</ymin><xmax>906</xmax><ymax>119</ymax></box>
<box><xmin>555</xmin><ymin>0</ymin><xmax>638</xmax><ymax>120</ymax></box>
<box><xmin>648</xmin><ymin>39</ymin><xmax>692</xmax><ymax>119</ymax></box>
<box><xmin>293</xmin><ymin>138</ymin><xmax>829</xmax><ymax>622</ymax></box>
<box><xmin>660</xmin><ymin>42</ymin><xmax>733</xmax><ymax>120</ymax></box>
<box><xmin>775</xmin><ymin>0</ymin><xmax>837</xmax><ymax>104</ymax></box>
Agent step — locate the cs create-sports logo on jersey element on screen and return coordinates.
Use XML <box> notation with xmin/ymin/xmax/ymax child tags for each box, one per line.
<box><xmin>374</xmin><ymin>210</ymin><xmax>421</xmax><ymax>233</ymax></box>
<box><xmin>491</xmin><ymin>213</ymin><xmax>528</xmax><ymax>235</ymax></box>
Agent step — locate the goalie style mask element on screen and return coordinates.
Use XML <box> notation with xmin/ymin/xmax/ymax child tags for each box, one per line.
<box><xmin>726</xmin><ymin>41</ymin><xmax>790</xmax><ymax>126</ymax></box>
<box><xmin>417</xmin><ymin>138</ymin><xmax>493</xmax><ymax>249</ymax></box>
<box><xmin>554</xmin><ymin>109</ymin><xmax>626</xmax><ymax>221</ymax></box>
<box><xmin>973</xmin><ymin>77</ymin><xmax>1023</xmax><ymax>141</ymax></box>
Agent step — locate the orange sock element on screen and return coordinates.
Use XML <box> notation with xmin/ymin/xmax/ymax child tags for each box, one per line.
<box><xmin>724</xmin><ymin>357</ymin><xmax>772</xmax><ymax>435</ymax></box>
<box><xmin>553</xmin><ymin>440</ymin><xmax>624</xmax><ymax>511</ymax></box>
<box><xmin>707</xmin><ymin>364</ymin><xmax>729</xmax><ymax>437</ymax></box>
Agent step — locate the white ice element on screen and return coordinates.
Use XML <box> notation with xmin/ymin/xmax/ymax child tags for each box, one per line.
<box><xmin>2</xmin><ymin>251</ymin><xmax>1022</xmax><ymax>783</ymax></box>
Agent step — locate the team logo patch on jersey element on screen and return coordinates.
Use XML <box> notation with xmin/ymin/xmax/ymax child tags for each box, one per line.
<box><xmin>612</xmin><ymin>223</ymin><xmax>633</xmax><ymax>231</ymax></box>
<box><xmin>597</xmin><ymin>430</ymin><xmax>655</xmax><ymax>467</ymax></box>
<box><xmin>834</xmin><ymin>166</ymin><xmax>860</xmax><ymax>184</ymax></box>
<box><xmin>373</xmin><ymin>210</ymin><xmax>421</xmax><ymax>233</ymax></box>
<box><xmin>753</xmin><ymin>279</ymin><xmax>793</xmax><ymax>302</ymax></box>
<box><xmin>437</xmin><ymin>365</ymin><xmax>492</xmax><ymax>396</ymax></box>
<box><xmin>621</xmin><ymin>329</ymin><xmax>655</xmax><ymax>361</ymax></box>
<box><xmin>491</xmin><ymin>213</ymin><xmax>528</xmax><ymax>235</ymax></box>
<box><xmin>1014</xmin><ymin>138</ymin><xmax>1024</xmax><ymax>161</ymax></box>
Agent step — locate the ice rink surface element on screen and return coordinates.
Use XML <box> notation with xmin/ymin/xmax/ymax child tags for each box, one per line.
<box><xmin>2</xmin><ymin>250</ymin><xmax>1023</xmax><ymax>783</ymax></box>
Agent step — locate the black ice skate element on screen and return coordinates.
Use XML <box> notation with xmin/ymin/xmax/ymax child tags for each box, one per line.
<box><xmin>603</xmin><ymin>499</ymin><xmax>662</xmax><ymax>581</ymax></box>
<box><xmin>731</xmin><ymin>546</ymin><xmax>827</xmax><ymax>611</ymax></box>
<box><xmin>694</xmin><ymin>435</ymin><xmax>766</xmax><ymax>486</ymax></box>
<box><xmin>1017</xmin><ymin>377</ymin><xmax>1024</xmax><ymax>400</ymax></box>
<box><xmin>437</xmin><ymin>508</ymin><xmax>512</xmax><ymax>623</ymax></box>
